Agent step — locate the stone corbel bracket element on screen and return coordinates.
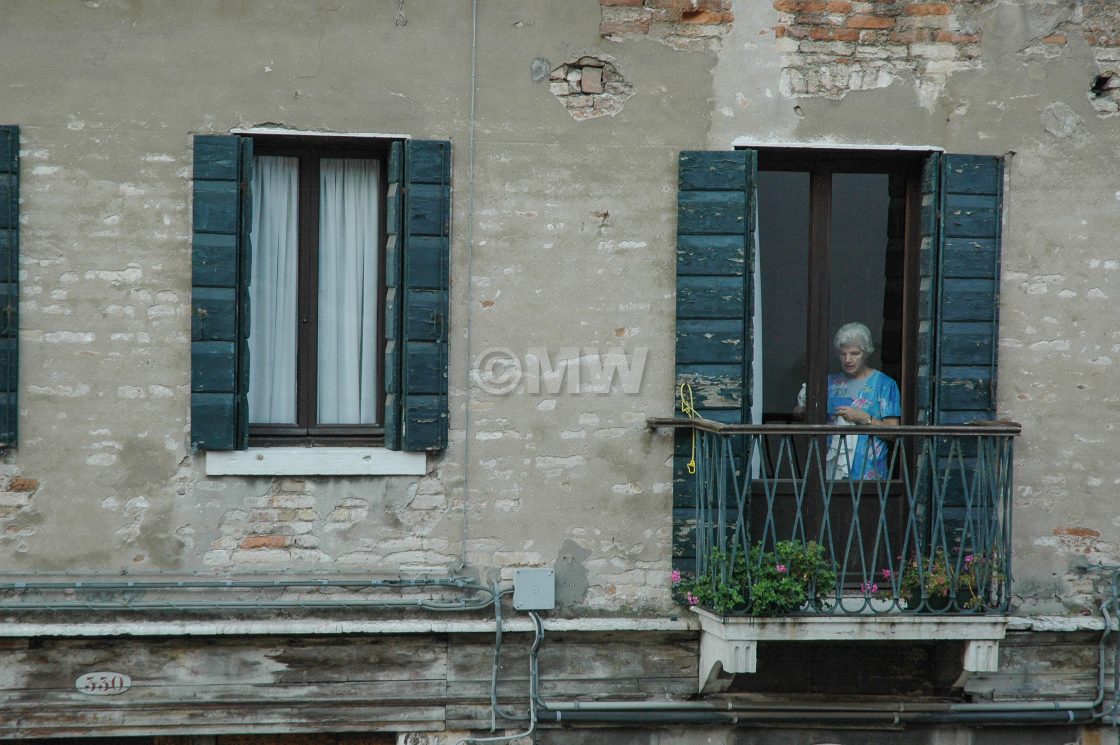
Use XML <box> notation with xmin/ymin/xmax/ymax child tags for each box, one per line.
<box><xmin>694</xmin><ymin>607</ymin><xmax>1009</xmax><ymax>693</ymax></box>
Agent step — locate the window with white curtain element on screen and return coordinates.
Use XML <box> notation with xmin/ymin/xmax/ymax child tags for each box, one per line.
<box><xmin>247</xmin><ymin>137</ymin><xmax>386</xmax><ymax>442</ymax></box>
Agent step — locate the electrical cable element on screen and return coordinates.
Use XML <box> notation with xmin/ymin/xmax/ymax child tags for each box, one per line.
<box><xmin>488</xmin><ymin>584</ymin><xmax>522</xmax><ymax>728</ymax></box>
<box><xmin>454</xmin><ymin>607</ymin><xmax>543</xmax><ymax>745</ymax></box>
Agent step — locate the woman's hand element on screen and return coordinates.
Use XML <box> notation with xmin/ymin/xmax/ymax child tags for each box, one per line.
<box><xmin>836</xmin><ymin>406</ymin><xmax>900</xmax><ymax>427</ymax></box>
<box><xmin>836</xmin><ymin>406</ymin><xmax>872</xmax><ymax>425</ymax></box>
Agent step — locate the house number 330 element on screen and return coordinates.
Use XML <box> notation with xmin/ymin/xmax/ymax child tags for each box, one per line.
<box><xmin>75</xmin><ymin>671</ymin><xmax>131</xmax><ymax>695</ymax></box>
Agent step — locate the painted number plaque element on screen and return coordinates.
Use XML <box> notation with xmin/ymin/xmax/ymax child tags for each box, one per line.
<box><xmin>75</xmin><ymin>671</ymin><xmax>131</xmax><ymax>696</ymax></box>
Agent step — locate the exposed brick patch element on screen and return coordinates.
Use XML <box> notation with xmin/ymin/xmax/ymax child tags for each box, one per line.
<box><xmin>600</xmin><ymin>0</ymin><xmax>734</xmax><ymax>51</ymax></box>
<box><xmin>904</xmin><ymin>3</ymin><xmax>951</xmax><ymax>16</ymax></box>
<box><xmin>775</xmin><ymin>0</ymin><xmax>826</xmax><ymax>11</ymax></box>
<box><xmin>547</xmin><ymin>54</ymin><xmax>634</xmax><ymax>120</ymax></box>
<box><xmin>0</xmin><ymin>474</ymin><xmax>38</xmax><ymax>522</ymax></box>
<box><xmin>1014</xmin><ymin>1</ymin><xmax>1120</xmax><ymax>115</ymax></box>
<box><xmin>889</xmin><ymin>29</ymin><xmax>936</xmax><ymax>43</ymax></box>
<box><xmin>772</xmin><ymin>0</ymin><xmax>983</xmax><ymax>102</ymax></box>
<box><xmin>1055</xmin><ymin>526</ymin><xmax>1102</xmax><ymax>539</ymax></box>
<box><xmin>811</xmin><ymin>26</ymin><xmax>860</xmax><ymax>41</ymax></box>
<box><xmin>7</xmin><ymin>477</ymin><xmax>38</xmax><ymax>492</ymax></box>
<box><xmin>240</xmin><ymin>535</ymin><xmax>290</xmax><ymax>550</ymax></box>
<box><xmin>847</xmin><ymin>15</ymin><xmax>895</xmax><ymax>30</ymax></box>
<box><xmin>1082</xmin><ymin>0</ymin><xmax>1120</xmax><ymax>46</ymax></box>
<box><xmin>600</xmin><ymin>16</ymin><xmax>651</xmax><ymax>36</ymax></box>
<box><xmin>680</xmin><ymin>9</ymin><xmax>729</xmax><ymax>24</ymax></box>
<box><xmin>202</xmin><ymin>473</ymin><xmax>456</xmax><ymax>572</ymax></box>
<box><xmin>937</xmin><ymin>31</ymin><xmax>981</xmax><ymax>44</ymax></box>
<box><xmin>1083</xmin><ymin>0</ymin><xmax>1120</xmax><ymax>114</ymax></box>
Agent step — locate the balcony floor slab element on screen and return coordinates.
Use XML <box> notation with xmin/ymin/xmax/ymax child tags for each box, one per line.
<box><xmin>694</xmin><ymin>607</ymin><xmax>1008</xmax><ymax>692</ymax></box>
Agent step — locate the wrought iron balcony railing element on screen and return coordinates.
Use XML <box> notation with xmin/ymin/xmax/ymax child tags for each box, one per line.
<box><xmin>650</xmin><ymin>418</ymin><xmax>1020</xmax><ymax>616</ymax></box>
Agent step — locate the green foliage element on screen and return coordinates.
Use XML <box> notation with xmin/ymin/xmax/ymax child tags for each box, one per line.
<box><xmin>749</xmin><ymin>540</ymin><xmax>837</xmax><ymax>616</ymax></box>
<box><xmin>897</xmin><ymin>548</ymin><xmax>1004</xmax><ymax>610</ymax></box>
<box><xmin>677</xmin><ymin>541</ymin><xmax>837</xmax><ymax>616</ymax></box>
<box><xmin>678</xmin><ymin>549</ymin><xmax>749</xmax><ymax>615</ymax></box>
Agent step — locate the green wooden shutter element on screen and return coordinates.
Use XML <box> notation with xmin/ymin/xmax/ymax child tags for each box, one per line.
<box><xmin>383</xmin><ymin>142</ymin><xmax>404</xmax><ymax>450</ymax></box>
<box><xmin>916</xmin><ymin>152</ymin><xmax>942</xmax><ymax>425</ymax></box>
<box><xmin>934</xmin><ymin>154</ymin><xmax>1002</xmax><ymax>424</ymax></box>
<box><xmin>926</xmin><ymin>154</ymin><xmax>1004</xmax><ymax>550</ymax></box>
<box><xmin>0</xmin><ymin>126</ymin><xmax>19</xmax><ymax>447</ymax></box>
<box><xmin>674</xmin><ymin>150</ymin><xmax>756</xmax><ymax>569</ymax></box>
<box><xmin>191</xmin><ymin>135</ymin><xmax>251</xmax><ymax>450</ymax></box>
<box><xmin>385</xmin><ymin>140</ymin><xmax>451</xmax><ymax>451</ymax></box>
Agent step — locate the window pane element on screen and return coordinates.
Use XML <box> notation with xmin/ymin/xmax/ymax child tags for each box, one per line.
<box><xmin>317</xmin><ymin>158</ymin><xmax>380</xmax><ymax>425</ymax></box>
<box><xmin>828</xmin><ymin>173</ymin><xmax>890</xmax><ymax>378</ymax></box>
<box><xmin>758</xmin><ymin>170</ymin><xmax>810</xmax><ymax>420</ymax></box>
<box><xmin>248</xmin><ymin>155</ymin><xmax>299</xmax><ymax>425</ymax></box>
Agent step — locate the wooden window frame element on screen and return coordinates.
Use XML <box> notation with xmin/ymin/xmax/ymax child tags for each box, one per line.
<box><xmin>248</xmin><ymin>135</ymin><xmax>391</xmax><ymax>447</ymax></box>
<box><xmin>756</xmin><ymin>148</ymin><xmax>924</xmax><ymax>426</ymax></box>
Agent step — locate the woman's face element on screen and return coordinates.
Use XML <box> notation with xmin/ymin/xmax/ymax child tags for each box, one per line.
<box><xmin>837</xmin><ymin>344</ymin><xmax>868</xmax><ymax>377</ymax></box>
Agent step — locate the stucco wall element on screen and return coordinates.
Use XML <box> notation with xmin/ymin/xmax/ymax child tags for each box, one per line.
<box><xmin>0</xmin><ymin>0</ymin><xmax>1117</xmax><ymax>616</ymax></box>
<box><xmin>710</xmin><ymin>0</ymin><xmax>1120</xmax><ymax>614</ymax></box>
<box><xmin>0</xmin><ymin>0</ymin><xmax>700</xmax><ymax>615</ymax></box>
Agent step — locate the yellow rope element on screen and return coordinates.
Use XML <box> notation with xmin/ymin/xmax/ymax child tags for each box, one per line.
<box><xmin>678</xmin><ymin>382</ymin><xmax>698</xmax><ymax>475</ymax></box>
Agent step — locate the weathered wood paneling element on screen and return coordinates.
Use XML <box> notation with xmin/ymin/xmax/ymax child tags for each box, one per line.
<box><xmin>0</xmin><ymin>631</ymin><xmax>698</xmax><ymax>738</ymax></box>
<box><xmin>965</xmin><ymin>631</ymin><xmax>1103</xmax><ymax>701</ymax></box>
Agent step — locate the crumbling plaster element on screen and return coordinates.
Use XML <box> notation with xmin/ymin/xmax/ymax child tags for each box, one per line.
<box><xmin>0</xmin><ymin>0</ymin><xmax>702</xmax><ymax>615</ymax></box>
<box><xmin>711</xmin><ymin>0</ymin><xmax>1120</xmax><ymax>612</ymax></box>
<box><xmin>0</xmin><ymin>0</ymin><xmax>1117</xmax><ymax>616</ymax></box>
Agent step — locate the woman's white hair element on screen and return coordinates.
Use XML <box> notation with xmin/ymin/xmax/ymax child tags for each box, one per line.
<box><xmin>834</xmin><ymin>322</ymin><xmax>875</xmax><ymax>354</ymax></box>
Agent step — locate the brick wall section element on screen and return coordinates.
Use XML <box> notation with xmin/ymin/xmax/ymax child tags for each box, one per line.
<box><xmin>1083</xmin><ymin>0</ymin><xmax>1120</xmax><ymax>47</ymax></box>
<box><xmin>0</xmin><ymin>473</ymin><xmax>37</xmax><ymax>526</ymax></box>
<box><xmin>773</xmin><ymin>0</ymin><xmax>1120</xmax><ymax>111</ymax></box>
<box><xmin>203</xmin><ymin>475</ymin><xmax>457</xmax><ymax>571</ymax></box>
<box><xmin>772</xmin><ymin>0</ymin><xmax>985</xmax><ymax>101</ymax></box>
<box><xmin>1082</xmin><ymin>0</ymin><xmax>1120</xmax><ymax>115</ymax></box>
<box><xmin>600</xmin><ymin>0</ymin><xmax>735</xmax><ymax>52</ymax></box>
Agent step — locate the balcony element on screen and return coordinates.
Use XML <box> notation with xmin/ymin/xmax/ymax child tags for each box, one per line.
<box><xmin>649</xmin><ymin>417</ymin><xmax>1020</xmax><ymax>691</ymax></box>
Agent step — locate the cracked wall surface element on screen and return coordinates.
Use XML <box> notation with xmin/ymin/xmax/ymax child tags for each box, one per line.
<box><xmin>0</xmin><ymin>0</ymin><xmax>1118</xmax><ymax>619</ymax></box>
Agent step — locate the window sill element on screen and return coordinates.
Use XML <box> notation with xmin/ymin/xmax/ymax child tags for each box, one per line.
<box><xmin>204</xmin><ymin>447</ymin><xmax>427</xmax><ymax>477</ymax></box>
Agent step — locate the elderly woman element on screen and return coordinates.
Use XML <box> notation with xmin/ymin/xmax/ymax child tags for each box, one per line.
<box><xmin>824</xmin><ymin>322</ymin><xmax>901</xmax><ymax>480</ymax></box>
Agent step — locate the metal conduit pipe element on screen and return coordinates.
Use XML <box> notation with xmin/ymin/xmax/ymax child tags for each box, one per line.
<box><xmin>0</xmin><ymin>577</ymin><xmax>497</xmax><ymax>612</ymax></box>
<box><xmin>538</xmin><ymin>710</ymin><xmax>1097</xmax><ymax>726</ymax></box>
<box><xmin>488</xmin><ymin>584</ymin><xmax>523</xmax><ymax>726</ymax></box>
<box><xmin>538</xmin><ymin>700</ymin><xmax>1100</xmax><ymax>716</ymax></box>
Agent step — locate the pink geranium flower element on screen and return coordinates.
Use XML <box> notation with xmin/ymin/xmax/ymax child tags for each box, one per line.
<box><xmin>671</xmin><ymin>569</ymin><xmax>681</xmax><ymax>585</ymax></box>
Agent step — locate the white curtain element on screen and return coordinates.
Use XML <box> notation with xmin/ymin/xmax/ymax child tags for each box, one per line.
<box><xmin>317</xmin><ymin>158</ymin><xmax>379</xmax><ymax>424</ymax></box>
<box><xmin>248</xmin><ymin>156</ymin><xmax>299</xmax><ymax>424</ymax></box>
